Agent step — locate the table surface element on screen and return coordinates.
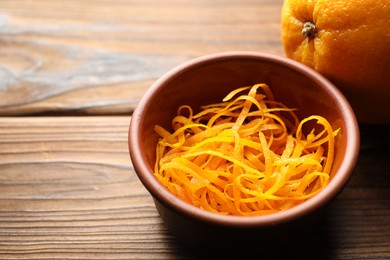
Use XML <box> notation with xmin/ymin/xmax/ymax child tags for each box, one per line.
<box><xmin>0</xmin><ymin>1</ymin><xmax>389</xmax><ymax>259</ymax></box>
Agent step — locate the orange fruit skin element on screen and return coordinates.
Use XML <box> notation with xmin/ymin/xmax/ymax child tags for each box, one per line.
<box><xmin>281</xmin><ymin>0</ymin><xmax>390</xmax><ymax>124</ymax></box>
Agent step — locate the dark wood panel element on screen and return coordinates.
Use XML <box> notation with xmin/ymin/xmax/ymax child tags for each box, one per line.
<box><xmin>0</xmin><ymin>117</ymin><xmax>389</xmax><ymax>259</ymax></box>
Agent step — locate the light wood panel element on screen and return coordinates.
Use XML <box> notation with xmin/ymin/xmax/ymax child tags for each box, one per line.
<box><xmin>0</xmin><ymin>0</ymin><xmax>284</xmax><ymax>116</ymax></box>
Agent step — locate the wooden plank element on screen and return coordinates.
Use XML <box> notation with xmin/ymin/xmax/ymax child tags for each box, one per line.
<box><xmin>0</xmin><ymin>116</ymin><xmax>192</xmax><ymax>259</ymax></box>
<box><xmin>0</xmin><ymin>117</ymin><xmax>389</xmax><ymax>259</ymax></box>
<box><xmin>0</xmin><ymin>0</ymin><xmax>284</xmax><ymax>116</ymax></box>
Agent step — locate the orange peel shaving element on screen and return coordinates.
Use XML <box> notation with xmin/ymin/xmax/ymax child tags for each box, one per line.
<box><xmin>154</xmin><ymin>83</ymin><xmax>339</xmax><ymax>216</ymax></box>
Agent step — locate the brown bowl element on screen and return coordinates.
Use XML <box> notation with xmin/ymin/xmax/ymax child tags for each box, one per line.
<box><xmin>128</xmin><ymin>52</ymin><xmax>360</xmax><ymax>253</ymax></box>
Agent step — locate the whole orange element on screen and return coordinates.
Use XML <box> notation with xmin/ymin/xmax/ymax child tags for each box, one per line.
<box><xmin>281</xmin><ymin>0</ymin><xmax>390</xmax><ymax>124</ymax></box>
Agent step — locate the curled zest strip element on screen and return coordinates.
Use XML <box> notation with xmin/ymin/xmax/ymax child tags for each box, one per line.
<box><xmin>154</xmin><ymin>83</ymin><xmax>340</xmax><ymax>216</ymax></box>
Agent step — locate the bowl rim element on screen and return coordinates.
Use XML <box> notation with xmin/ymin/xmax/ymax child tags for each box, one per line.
<box><xmin>129</xmin><ymin>51</ymin><xmax>360</xmax><ymax>227</ymax></box>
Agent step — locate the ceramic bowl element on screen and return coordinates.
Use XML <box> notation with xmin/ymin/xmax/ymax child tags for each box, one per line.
<box><xmin>128</xmin><ymin>51</ymin><xmax>360</xmax><ymax>253</ymax></box>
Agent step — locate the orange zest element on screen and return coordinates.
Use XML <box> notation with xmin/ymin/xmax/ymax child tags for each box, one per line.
<box><xmin>154</xmin><ymin>83</ymin><xmax>339</xmax><ymax>216</ymax></box>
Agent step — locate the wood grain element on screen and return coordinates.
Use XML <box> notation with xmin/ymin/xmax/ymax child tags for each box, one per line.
<box><xmin>0</xmin><ymin>116</ymin><xmax>190</xmax><ymax>259</ymax></box>
<box><xmin>0</xmin><ymin>117</ymin><xmax>389</xmax><ymax>259</ymax></box>
<box><xmin>0</xmin><ymin>0</ymin><xmax>284</xmax><ymax>116</ymax></box>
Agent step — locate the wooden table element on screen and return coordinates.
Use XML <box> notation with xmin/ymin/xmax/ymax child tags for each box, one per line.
<box><xmin>0</xmin><ymin>1</ymin><xmax>389</xmax><ymax>259</ymax></box>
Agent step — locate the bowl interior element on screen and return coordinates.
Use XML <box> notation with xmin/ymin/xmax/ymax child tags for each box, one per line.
<box><xmin>134</xmin><ymin>54</ymin><xmax>351</xmax><ymax>183</ymax></box>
